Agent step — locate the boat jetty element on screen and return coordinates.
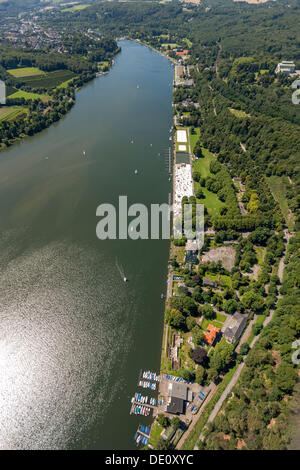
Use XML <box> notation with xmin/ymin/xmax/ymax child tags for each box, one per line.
<box><xmin>134</xmin><ymin>424</ymin><xmax>151</xmax><ymax>447</ymax></box>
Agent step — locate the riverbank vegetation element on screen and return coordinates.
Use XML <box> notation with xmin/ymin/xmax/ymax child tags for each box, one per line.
<box><xmin>0</xmin><ymin>35</ymin><xmax>119</xmax><ymax>148</ymax></box>
<box><xmin>1</xmin><ymin>0</ymin><xmax>299</xmax><ymax>451</ymax></box>
<box><xmin>63</xmin><ymin>0</ymin><xmax>300</xmax><ymax>450</ymax></box>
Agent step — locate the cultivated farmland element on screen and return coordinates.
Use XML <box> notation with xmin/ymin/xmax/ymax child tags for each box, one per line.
<box><xmin>7</xmin><ymin>68</ymin><xmax>75</xmax><ymax>90</ymax></box>
<box><xmin>8</xmin><ymin>67</ymin><xmax>46</xmax><ymax>78</ymax></box>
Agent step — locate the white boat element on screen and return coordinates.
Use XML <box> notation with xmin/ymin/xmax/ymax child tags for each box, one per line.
<box><xmin>124</xmin><ymin>277</ymin><xmax>127</xmax><ymax>282</ymax></box>
<box><xmin>134</xmin><ymin>169</ymin><xmax>138</xmax><ymax>175</ymax></box>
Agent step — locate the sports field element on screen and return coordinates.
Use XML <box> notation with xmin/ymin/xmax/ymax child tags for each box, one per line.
<box><xmin>176</xmin><ymin>129</ymin><xmax>187</xmax><ymax>143</ymax></box>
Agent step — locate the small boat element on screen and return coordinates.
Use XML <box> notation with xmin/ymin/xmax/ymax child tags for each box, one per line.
<box><xmin>124</xmin><ymin>277</ymin><xmax>127</xmax><ymax>282</ymax></box>
<box><xmin>83</xmin><ymin>150</ymin><xmax>86</xmax><ymax>156</ymax></box>
<box><xmin>134</xmin><ymin>169</ymin><xmax>138</xmax><ymax>175</ymax></box>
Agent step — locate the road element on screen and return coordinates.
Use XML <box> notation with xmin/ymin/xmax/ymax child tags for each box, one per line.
<box><xmin>192</xmin><ymin>232</ymin><xmax>289</xmax><ymax>448</ymax></box>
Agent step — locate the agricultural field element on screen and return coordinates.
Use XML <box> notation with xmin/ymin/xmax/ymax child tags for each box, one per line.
<box><xmin>62</xmin><ymin>4</ymin><xmax>90</xmax><ymax>12</ymax></box>
<box><xmin>161</xmin><ymin>43</ymin><xmax>181</xmax><ymax>49</ymax></box>
<box><xmin>7</xmin><ymin>67</ymin><xmax>46</xmax><ymax>78</ymax></box>
<box><xmin>0</xmin><ymin>106</ymin><xmax>28</xmax><ymax>122</ymax></box>
<box><xmin>7</xmin><ymin>68</ymin><xmax>76</xmax><ymax>90</ymax></box>
<box><xmin>8</xmin><ymin>90</ymin><xmax>49</xmax><ymax>101</ymax></box>
<box><xmin>56</xmin><ymin>77</ymin><xmax>77</xmax><ymax>89</ymax></box>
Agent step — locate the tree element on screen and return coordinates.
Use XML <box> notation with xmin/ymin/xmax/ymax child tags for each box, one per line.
<box><xmin>222</xmin><ymin>299</ymin><xmax>238</xmax><ymax>315</ymax></box>
<box><xmin>195</xmin><ymin>365</ymin><xmax>206</xmax><ymax>385</ymax></box>
<box><xmin>210</xmin><ymin>341</ymin><xmax>235</xmax><ymax>373</ymax></box>
<box><xmin>252</xmin><ymin>324</ymin><xmax>263</xmax><ymax>336</ymax></box>
<box><xmin>166</xmin><ymin>309</ymin><xmax>186</xmax><ymax>330</ymax></box>
<box><xmin>157</xmin><ymin>414</ymin><xmax>169</xmax><ymax>428</ymax></box>
<box><xmin>190</xmin><ymin>347</ymin><xmax>208</xmax><ymax>365</ymax></box>
<box><xmin>207</xmin><ymin>367</ymin><xmax>219</xmax><ymax>383</ymax></box>
<box><xmin>155</xmin><ymin>437</ymin><xmax>170</xmax><ymax>450</ymax></box>
<box><xmin>180</xmin><ymin>369</ymin><xmax>195</xmax><ymax>382</ymax></box>
<box><xmin>240</xmin><ymin>343</ymin><xmax>250</xmax><ymax>355</ymax></box>
<box><xmin>192</xmin><ymin>170</ymin><xmax>201</xmax><ymax>182</ymax></box>
<box><xmin>186</xmin><ymin>316</ymin><xmax>197</xmax><ymax>331</ymax></box>
<box><xmin>276</xmin><ymin>363</ymin><xmax>296</xmax><ymax>393</ymax></box>
<box><xmin>171</xmin><ymin>417</ymin><xmax>181</xmax><ymax>429</ymax></box>
<box><xmin>196</xmin><ymin>188</ymin><xmax>204</xmax><ymax>199</ymax></box>
<box><xmin>192</xmin><ymin>326</ymin><xmax>204</xmax><ymax>346</ymax></box>
<box><xmin>242</xmin><ymin>291</ymin><xmax>264</xmax><ymax>312</ymax></box>
<box><xmin>202</xmin><ymin>304</ymin><xmax>216</xmax><ymax>319</ymax></box>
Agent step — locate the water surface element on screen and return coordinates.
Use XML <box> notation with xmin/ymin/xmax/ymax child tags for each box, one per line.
<box><xmin>0</xmin><ymin>40</ymin><xmax>173</xmax><ymax>450</ymax></box>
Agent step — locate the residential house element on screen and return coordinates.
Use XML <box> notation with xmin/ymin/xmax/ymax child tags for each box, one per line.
<box><xmin>204</xmin><ymin>324</ymin><xmax>221</xmax><ymax>346</ymax></box>
<box><xmin>224</xmin><ymin>312</ymin><xmax>248</xmax><ymax>344</ymax></box>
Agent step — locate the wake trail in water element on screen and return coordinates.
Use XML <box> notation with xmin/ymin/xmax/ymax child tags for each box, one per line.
<box><xmin>115</xmin><ymin>257</ymin><xmax>125</xmax><ymax>280</ymax></box>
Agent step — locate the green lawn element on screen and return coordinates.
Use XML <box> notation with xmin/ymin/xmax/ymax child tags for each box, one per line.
<box><xmin>189</xmin><ymin>127</ymin><xmax>200</xmax><ymax>153</ymax></box>
<box><xmin>193</xmin><ymin>151</ymin><xmax>225</xmax><ymax>216</ymax></box>
<box><xmin>228</xmin><ymin>108</ymin><xmax>251</xmax><ymax>119</ymax></box>
<box><xmin>247</xmin><ymin>314</ymin><xmax>266</xmax><ymax>345</ymax></box>
<box><xmin>255</xmin><ymin>246</ymin><xmax>266</xmax><ymax>266</ymax></box>
<box><xmin>56</xmin><ymin>77</ymin><xmax>77</xmax><ymax>89</ymax></box>
<box><xmin>201</xmin><ymin>318</ymin><xmax>223</xmax><ymax>331</ymax></box>
<box><xmin>8</xmin><ymin>90</ymin><xmax>48</xmax><ymax>101</ymax></box>
<box><xmin>149</xmin><ymin>422</ymin><xmax>163</xmax><ymax>448</ymax></box>
<box><xmin>205</xmin><ymin>272</ymin><xmax>232</xmax><ymax>288</ymax></box>
<box><xmin>216</xmin><ymin>312</ymin><xmax>227</xmax><ymax>322</ymax></box>
<box><xmin>162</xmin><ymin>43</ymin><xmax>181</xmax><ymax>49</ymax></box>
<box><xmin>62</xmin><ymin>4</ymin><xmax>90</xmax><ymax>12</ymax></box>
<box><xmin>7</xmin><ymin>67</ymin><xmax>45</xmax><ymax>78</ymax></box>
<box><xmin>267</xmin><ymin>175</ymin><xmax>295</xmax><ymax>231</ymax></box>
<box><xmin>0</xmin><ymin>106</ymin><xmax>28</xmax><ymax>122</ymax></box>
<box><xmin>183</xmin><ymin>38</ymin><xmax>192</xmax><ymax>48</ymax></box>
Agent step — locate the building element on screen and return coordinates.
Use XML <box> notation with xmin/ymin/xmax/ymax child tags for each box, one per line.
<box><xmin>275</xmin><ymin>61</ymin><xmax>296</xmax><ymax>75</ymax></box>
<box><xmin>166</xmin><ymin>397</ymin><xmax>184</xmax><ymax>415</ymax></box>
<box><xmin>224</xmin><ymin>312</ymin><xmax>248</xmax><ymax>344</ymax></box>
<box><xmin>162</xmin><ymin>426</ymin><xmax>176</xmax><ymax>442</ymax></box>
<box><xmin>203</xmin><ymin>277</ymin><xmax>217</xmax><ymax>288</ymax></box>
<box><xmin>185</xmin><ymin>240</ymin><xmax>199</xmax><ymax>265</ymax></box>
<box><xmin>166</xmin><ymin>381</ymin><xmax>193</xmax><ymax>415</ymax></box>
<box><xmin>204</xmin><ymin>324</ymin><xmax>221</xmax><ymax>346</ymax></box>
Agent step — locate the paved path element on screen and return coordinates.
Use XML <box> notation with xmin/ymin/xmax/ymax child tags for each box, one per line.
<box><xmin>176</xmin><ymin>383</ymin><xmax>217</xmax><ymax>450</ymax></box>
<box><xmin>194</xmin><ymin>234</ymin><xmax>289</xmax><ymax>447</ymax></box>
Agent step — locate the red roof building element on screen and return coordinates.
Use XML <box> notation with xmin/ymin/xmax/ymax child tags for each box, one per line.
<box><xmin>204</xmin><ymin>324</ymin><xmax>221</xmax><ymax>345</ymax></box>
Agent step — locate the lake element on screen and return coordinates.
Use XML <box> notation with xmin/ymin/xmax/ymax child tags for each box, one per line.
<box><xmin>0</xmin><ymin>40</ymin><xmax>173</xmax><ymax>450</ymax></box>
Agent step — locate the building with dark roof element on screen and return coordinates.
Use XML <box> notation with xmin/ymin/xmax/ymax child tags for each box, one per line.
<box><xmin>166</xmin><ymin>397</ymin><xmax>184</xmax><ymax>415</ymax></box>
<box><xmin>224</xmin><ymin>312</ymin><xmax>248</xmax><ymax>344</ymax></box>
